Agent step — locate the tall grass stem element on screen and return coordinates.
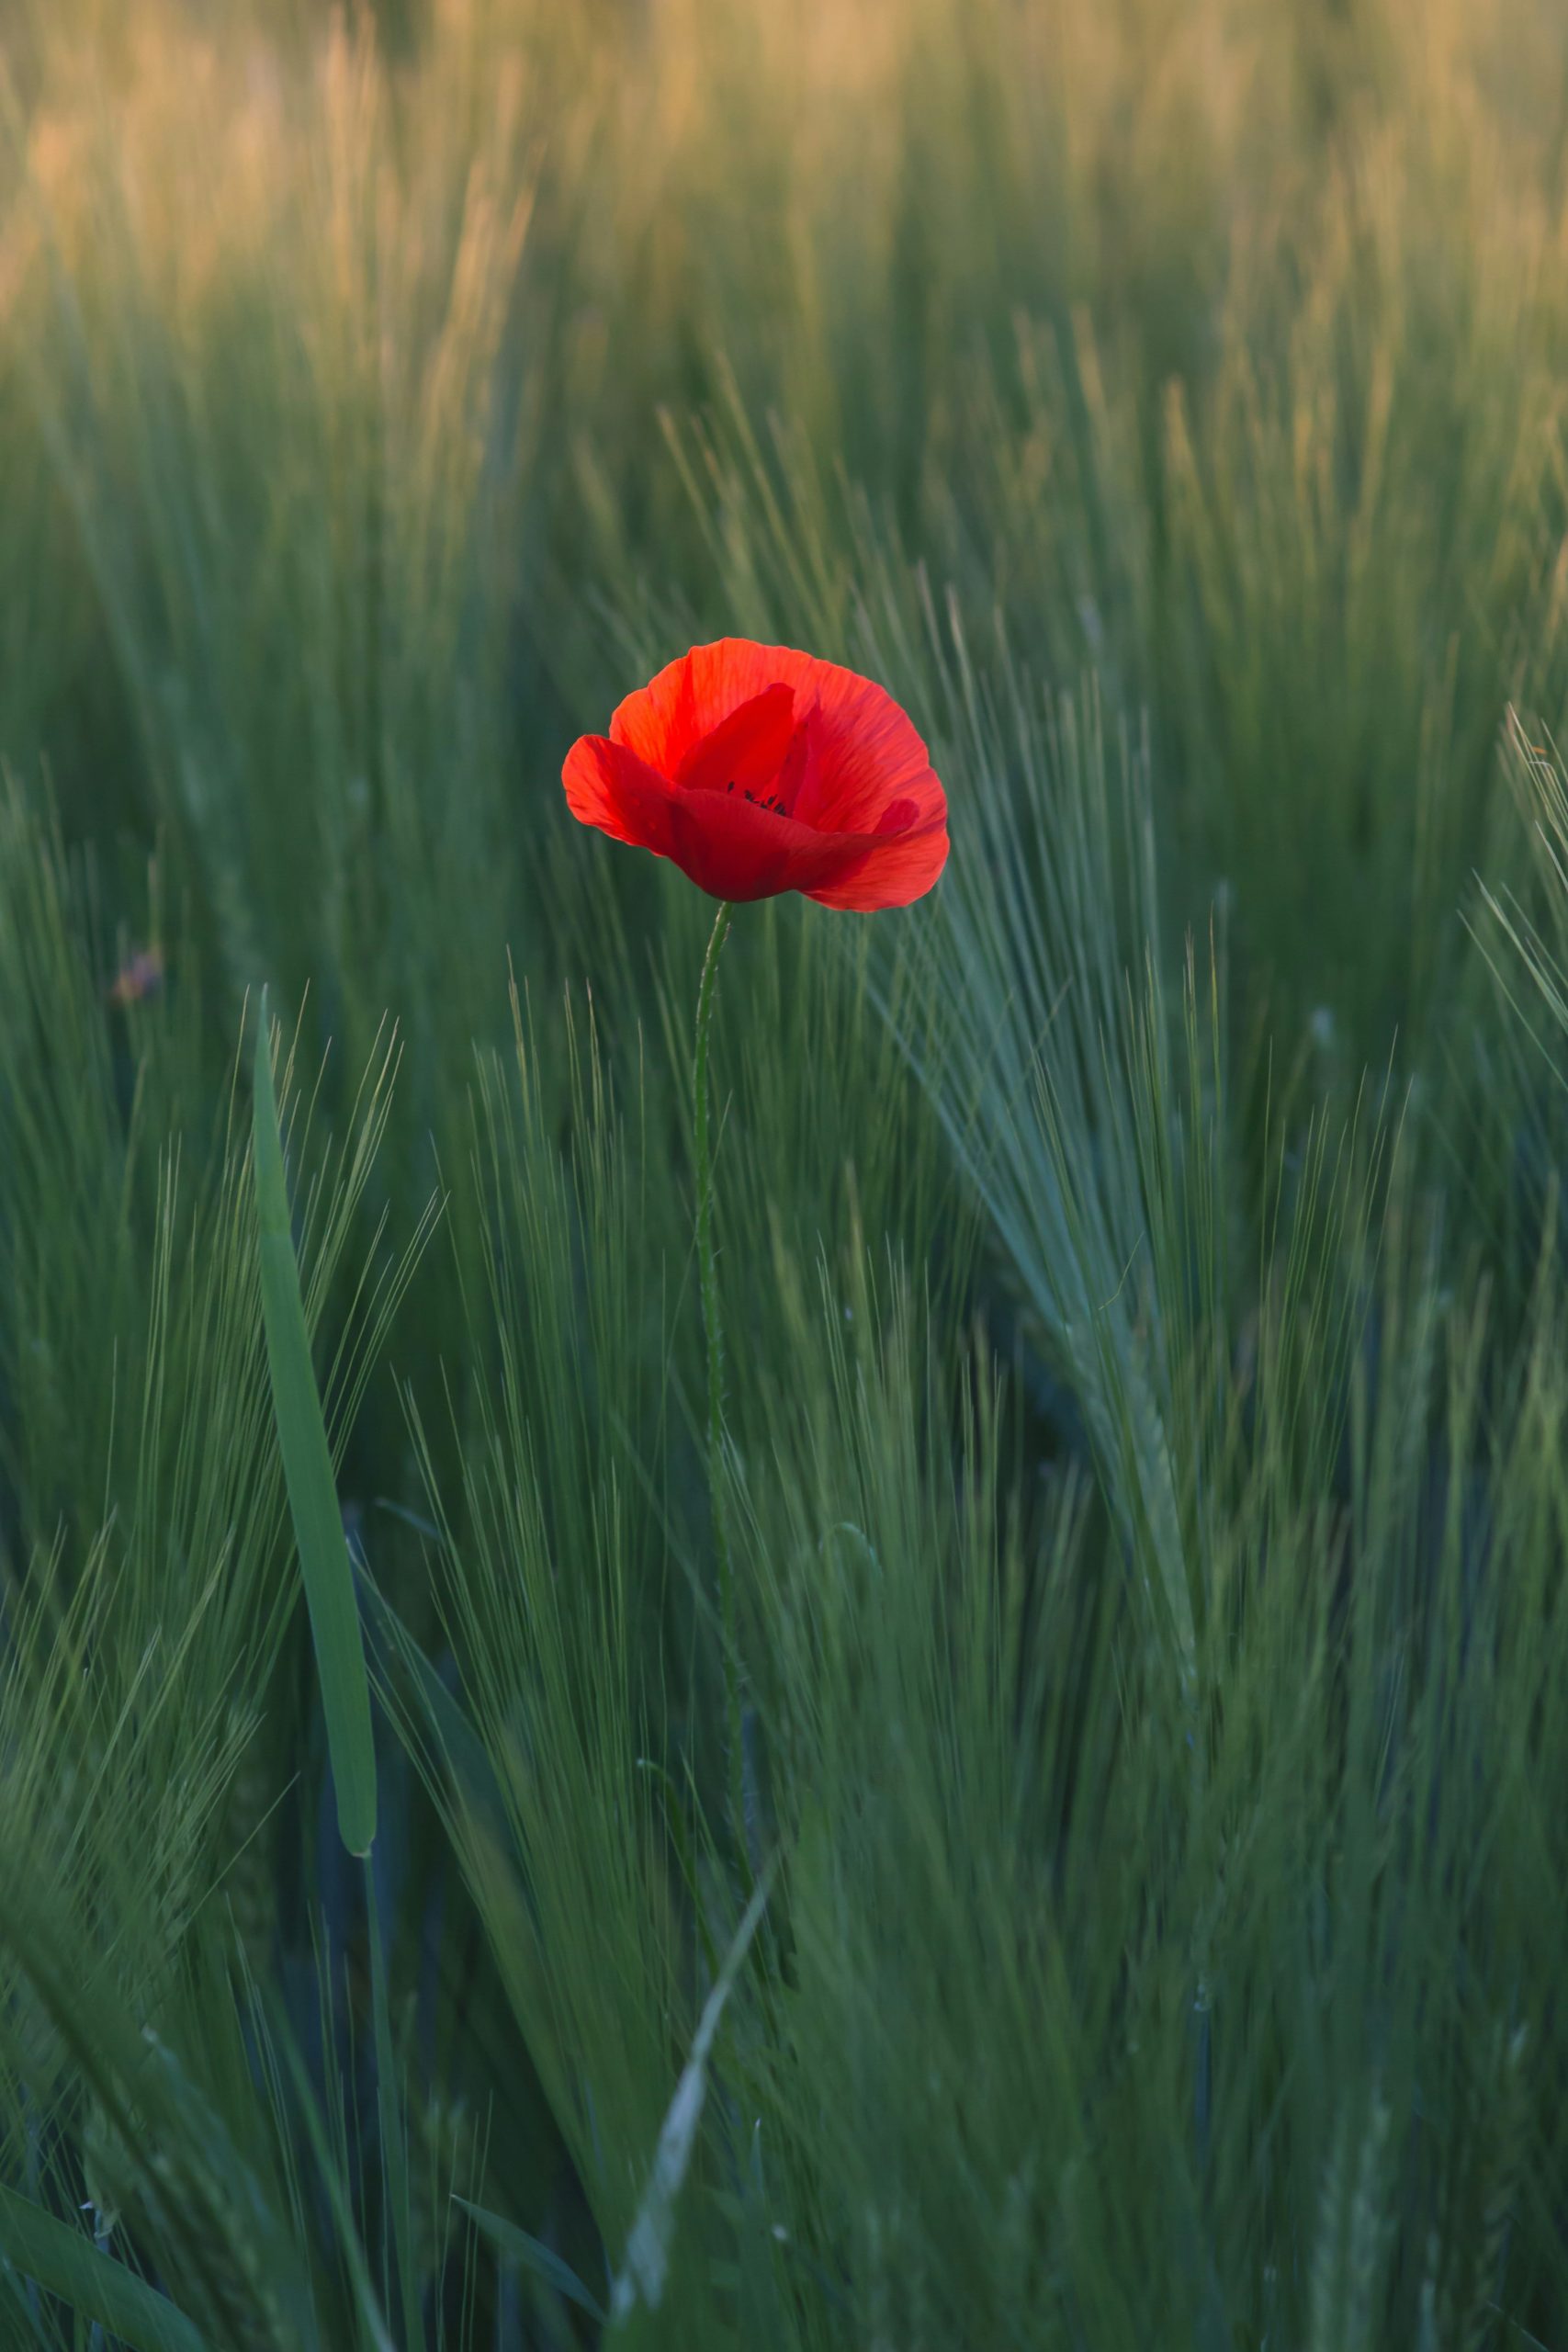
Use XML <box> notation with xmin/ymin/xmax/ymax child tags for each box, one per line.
<box><xmin>693</xmin><ymin>898</ymin><xmax>746</xmax><ymax>1866</ymax></box>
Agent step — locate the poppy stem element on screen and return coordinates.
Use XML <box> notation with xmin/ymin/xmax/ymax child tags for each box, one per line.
<box><xmin>693</xmin><ymin>898</ymin><xmax>748</xmax><ymax>1871</ymax></box>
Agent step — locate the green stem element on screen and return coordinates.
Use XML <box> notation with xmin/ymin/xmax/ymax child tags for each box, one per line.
<box><xmin>693</xmin><ymin>899</ymin><xmax>747</xmax><ymax>1865</ymax></box>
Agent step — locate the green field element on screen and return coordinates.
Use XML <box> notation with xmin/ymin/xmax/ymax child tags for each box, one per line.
<box><xmin>1</xmin><ymin>0</ymin><xmax>1567</xmax><ymax>2343</ymax></box>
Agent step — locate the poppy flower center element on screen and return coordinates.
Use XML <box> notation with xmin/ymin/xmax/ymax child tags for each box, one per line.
<box><xmin>721</xmin><ymin>780</ymin><xmax>790</xmax><ymax>815</ymax></box>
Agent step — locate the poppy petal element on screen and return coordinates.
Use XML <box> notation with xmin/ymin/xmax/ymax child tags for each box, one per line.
<box><xmin>876</xmin><ymin>796</ymin><xmax>921</xmax><ymax>834</ymax></box>
<box><xmin>562</xmin><ymin>735</ymin><xmax>678</xmax><ymax>859</ymax></box>
<box><xmin>804</xmin><ymin>816</ymin><xmax>950</xmax><ymax>911</ymax></box>
<box><xmin>675</xmin><ymin>684</ymin><xmax>797</xmax><ymax>797</ymax></box>
<box><xmin>774</xmin><ymin>713</ymin><xmax>822</xmax><ymax>817</ymax></box>
<box><xmin>664</xmin><ymin>788</ymin><xmax>875</xmax><ymax>903</ymax></box>
<box><xmin>611</xmin><ymin>639</ymin><xmax>795</xmax><ymax>775</ymax></box>
<box><xmin>788</xmin><ymin>671</ymin><xmax>942</xmax><ymax>835</ymax></box>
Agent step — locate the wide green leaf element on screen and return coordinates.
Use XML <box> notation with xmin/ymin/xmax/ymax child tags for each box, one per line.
<box><xmin>0</xmin><ymin>2187</ymin><xmax>213</xmax><ymax>2352</ymax></box>
<box><xmin>253</xmin><ymin>995</ymin><xmax>378</xmax><ymax>1856</ymax></box>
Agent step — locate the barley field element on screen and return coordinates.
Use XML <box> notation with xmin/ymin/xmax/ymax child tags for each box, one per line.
<box><xmin>1</xmin><ymin>0</ymin><xmax>1566</xmax><ymax>2345</ymax></box>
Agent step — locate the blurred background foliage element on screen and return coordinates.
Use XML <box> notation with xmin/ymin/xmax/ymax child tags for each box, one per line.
<box><xmin>0</xmin><ymin>0</ymin><xmax>1567</xmax><ymax>2343</ymax></box>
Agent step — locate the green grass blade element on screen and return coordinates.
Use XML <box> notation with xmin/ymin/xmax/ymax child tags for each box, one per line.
<box><xmin>453</xmin><ymin>2199</ymin><xmax>607</xmax><ymax>2324</ymax></box>
<box><xmin>253</xmin><ymin>995</ymin><xmax>378</xmax><ymax>1856</ymax></box>
<box><xmin>365</xmin><ymin>1857</ymin><xmax>423</xmax><ymax>2350</ymax></box>
<box><xmin>610</xmin><ymin>1869</ymin><xmax>772</xmax><ymax>2325</ymax></box>
<box><xmin>274</xmin><ymin>2018</ymin><xmax>397</xmax><ymax>2352</ymax></box>
<box><xmin>0</xmin><ymin>2186</ymin><xmax>214</xmax><ymax>2352</ymax></box>
<box><xmin>357</xmin><ymin>1566</ymin><xmax>509</xmax><ymax>1844</ymax></box>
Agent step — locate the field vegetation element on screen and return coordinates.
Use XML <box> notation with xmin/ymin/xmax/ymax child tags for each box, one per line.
<box><xmin>1</xmin><ymin>0</ymin><xmax>1567</xmax><ymax>2344</ymax></box>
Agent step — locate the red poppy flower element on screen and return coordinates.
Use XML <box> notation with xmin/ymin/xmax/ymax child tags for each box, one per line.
<box><xmin>562</xmin><ymin>639</ymin><xmax>948</xmax><ymax>909</ymax></box>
